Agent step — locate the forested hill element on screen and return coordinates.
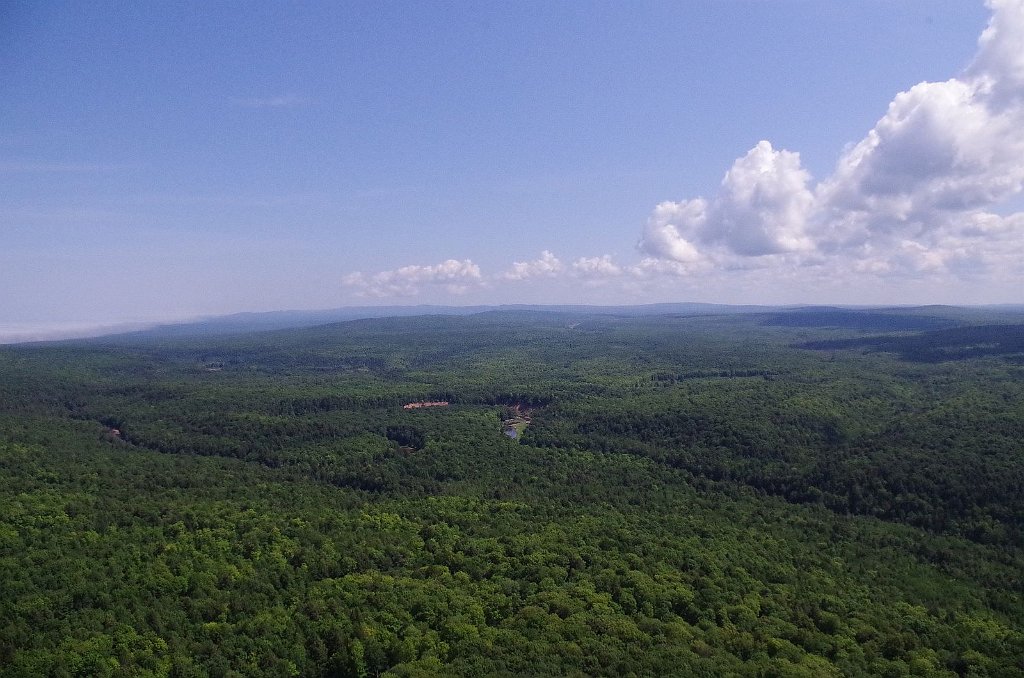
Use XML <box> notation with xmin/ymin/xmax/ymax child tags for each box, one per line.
<box><xmin>1</xmin><ymin>308</ymin><xmax>1023</xmax><ymax>675</ymax></box>
<box><xmin>58</xmin><ymin>302</ymin><xmax>769</xmax><ymax>342</ymax></box>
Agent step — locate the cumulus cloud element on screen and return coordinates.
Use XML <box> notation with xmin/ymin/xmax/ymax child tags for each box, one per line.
<box><xmin>572</xmin><ymin>255</ymin><xmax>623</xmax><ymax>278</ymax></box>
<box><xmin>640</xmin><ymin>0</ymin><xmax>1024</xmax><ymax>280</ymax></box>
<box><xmin>640</xmin><ymin>200</ymin><xmax>706</xmax><ymax>264</ymax></box>
<box><xmin>640</xmin><ymin>142</ymin><xmax>815</xmax><ymax>263</ymax></box>
<box><xmin>501</xmin><ymin>250</ymin><xmax>563</xmax><ymax>280</ymax></box>
<box><xmin>342</xmin><ymin>251</ymin><xmax>632</xmax><ymax>299</ymax></box>
<box><xmin>967</xmin><ymin>0</ymin><xmax>1024</xmax><ymax>105</ymax></box>
<box><xmin>629</xmin><ymin>257</ymin><xmax>700</xmax><ymax>279</ymax></box>
<box><xmin>343</xmin><ymin>259</ymin><xmax>483</xmax><ymax>297</ymax></box>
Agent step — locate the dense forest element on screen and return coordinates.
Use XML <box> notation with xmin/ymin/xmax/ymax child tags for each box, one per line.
<box><xmin>1</xmin><ymin>307</ymin><xmax>1023</xmax><ymax>676</ymax></box>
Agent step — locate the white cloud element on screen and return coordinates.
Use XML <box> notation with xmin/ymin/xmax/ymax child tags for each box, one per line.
<box><xmin>343</xmin><ymin>259</ymin><xmax>483</xmax><ymax>297</ymax></box>
<box><xmin>501</xmin><ymin>250</ymin><xmax>563</xmax><ymax>280</ymax></box>
<box><xmin>629</xmin><ymin>257</ymin><xmax>695</xmax><ymax>278</ymax></box>
<box><xmin>572</xmin><ymin>255</ymin><xmax>622</xmax><ymax>278</ymax></box>
<box><xmin>638</xmin><ymin>199</ymin><xmax>706</xmax><ymax>264</ymax></box>
<box><xmin>639</xmin><ymin>0</ymin><xmax>1024</xmax><ymax>281</ymax></box>
<box><xmin>714</xmin><ymin>142</ymin><xmax>815</xmax><ymax>256</ymax></box>
<box><xmin>967</xmin><ymin>0</ymin><xmax>1024</xmax><ymax>106</ymax></box>
<box><xmin>639</xmin><ymin>141</ymin><xmax>815</xmax><ymax>263</ymax></box>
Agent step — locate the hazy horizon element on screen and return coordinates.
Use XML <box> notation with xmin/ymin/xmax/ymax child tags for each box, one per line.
<box><xmin>5</xmin><ymin>299</ymin><xmax>1024</xmax><ymax>346</ymax></box>
<box><xmin>4</xmin><ymin>1</ymin><xmax>1023</xmax><ymax>325</ymax></box>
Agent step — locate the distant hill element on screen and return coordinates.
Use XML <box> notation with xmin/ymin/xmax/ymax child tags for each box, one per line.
<box><xmin>8</xmin><ymin>302</ymin><xmax>1022</xmax><ymax>345</ymax></box>
<box><xmin>72</xmin><ymin>303</ymin><xmax>773</xmax><ymax>342</ymax></box>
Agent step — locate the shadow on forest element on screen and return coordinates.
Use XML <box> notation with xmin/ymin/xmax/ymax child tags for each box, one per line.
<box><xmin>799</xmin><ymin>324</ymin><xmax>1024</xmax><ymax>362</ymax></box>
<box><xmin>761</xmin><ymin>308</ymin><xmax>956</xmax><ymax>332</ymax></box>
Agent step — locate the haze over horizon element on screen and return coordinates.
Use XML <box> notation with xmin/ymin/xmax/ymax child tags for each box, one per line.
<box><xmin>4</xmin><ymin>1</ymin><xmax>1023</xmax><ymax>330</ymax></box>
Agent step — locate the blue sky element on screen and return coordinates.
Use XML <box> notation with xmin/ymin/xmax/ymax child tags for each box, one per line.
<box><xmin>3</xmin><ymin>0</ymin><xmax>1021</xmax><ymax>333</ymax></box>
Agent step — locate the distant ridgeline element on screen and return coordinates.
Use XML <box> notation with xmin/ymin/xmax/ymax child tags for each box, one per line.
<box><xmin>0</xmin><ymin>304</ymin><xmax>1022</xmax><ymax>675</ymax></box>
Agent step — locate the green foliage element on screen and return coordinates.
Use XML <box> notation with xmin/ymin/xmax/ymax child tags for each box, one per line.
<box><xmin>1</xmin><ymin>310</ymin><xmax>1022</xmax><ymax>675</ymax></box>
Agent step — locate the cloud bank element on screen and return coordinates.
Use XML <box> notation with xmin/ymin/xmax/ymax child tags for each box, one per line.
<box><xmin>572</xmin><ymin>255</ymin><xmax>622</xmax><ymax>278</ymax></box>
<box><xmin>501</xmin><ymin>250</ymin><xmax>563</xmax><ymax>280</ymax></box>
<box><xmin>639</xmin><ymin>0</ymin><xmax>1024</xmax><ymax>281</ymax></box>
<box><xmin>343</xmin><ymin>259</ymin><xmax>483</xmax><ymax>297</ymax></box>
<box><xmin>342</xmin><ymin>251</ymin><xmax>702</xmax><ymax>300</ymax></box>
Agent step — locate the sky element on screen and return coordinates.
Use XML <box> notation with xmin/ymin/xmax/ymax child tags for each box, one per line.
<box><xmin>3</xmin><ymin>0</ymin><xmax>1023</xmax><ymax>334</ymax></box>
